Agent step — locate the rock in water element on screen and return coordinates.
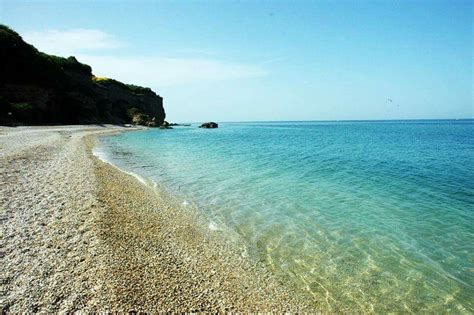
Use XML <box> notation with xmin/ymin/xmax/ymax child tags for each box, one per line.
<box><xmin>199</xmin><ymin>122</ymin><xmax>218</xmax><ymax>128</ymax></box>
<box><xmin>159</xmin><ymin>120</ymin><xmax>173</xmax><ymax>129</ymax></box>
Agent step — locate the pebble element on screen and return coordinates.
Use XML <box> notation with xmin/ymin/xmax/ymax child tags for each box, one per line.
<box><xmin>0</xmin><ymin>125</ymin><xmax>314</xmax><ymax>312</ymax></box>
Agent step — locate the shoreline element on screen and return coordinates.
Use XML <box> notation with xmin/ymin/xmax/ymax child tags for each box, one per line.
<box><xmin>1</xmin><ymin>125</ymin><xmax>313</xmax><ymax>312</ymax></box>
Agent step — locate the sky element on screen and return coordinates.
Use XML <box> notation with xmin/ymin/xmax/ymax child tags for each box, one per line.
<box><xmin>1</xmin><ymin>0</ymin><xmax>473</xmax><ymax>122</ymax></box>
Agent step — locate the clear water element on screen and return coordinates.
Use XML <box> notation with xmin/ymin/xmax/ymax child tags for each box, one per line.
<box><xmin>96</xmin><ymin>120</ymin><xmax>474</xmax><ymax>312</ymax></box>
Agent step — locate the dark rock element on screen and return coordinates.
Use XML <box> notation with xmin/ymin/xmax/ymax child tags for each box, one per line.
<box><xmin>147</xmin><ymin>117</ymin><xmax>158</xmax><ymax>127</ymax></box>
<box><xmin>158</xmin><ymin>120</ymin><xmax>172</xmax><ymax>129</ymax></box>
<box><xmin>199</xmin><ymin>122</ymin><xmax>218</xmax><ymax>129</ymax></box>
<box><xmin>168</xmin><ymin>122</ymin><xmax>191</xmax><ymax>126</ymax></box>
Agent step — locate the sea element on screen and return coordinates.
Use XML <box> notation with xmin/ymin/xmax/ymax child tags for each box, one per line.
<box><xmin>94</xmin><ymin>120</ymin><xmax>473</xmax><ymax>312</ymax></box>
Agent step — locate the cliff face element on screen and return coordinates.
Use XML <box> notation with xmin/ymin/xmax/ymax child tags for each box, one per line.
<box><xmin>0</xmin><ymin>25</ymin><xmax>165</xmax><ymax>125</ymax></box>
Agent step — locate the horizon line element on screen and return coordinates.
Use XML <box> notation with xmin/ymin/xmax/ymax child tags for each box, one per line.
<box><xmin>176</xmin><ymin>118</ymin><xmax>474</xmax><ymax>124</ymax></box>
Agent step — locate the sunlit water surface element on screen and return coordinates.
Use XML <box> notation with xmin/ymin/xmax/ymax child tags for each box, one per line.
<box><xmin>96</xmin><ymin>120</ymin><xmax>473</xmax><ymax>312</ymax></box>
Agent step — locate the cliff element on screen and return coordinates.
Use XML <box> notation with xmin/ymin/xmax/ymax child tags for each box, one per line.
<box><xmin>0</xmin><ymin>25</ymin><xmax>165</xmax><ymax>125</ymax></box>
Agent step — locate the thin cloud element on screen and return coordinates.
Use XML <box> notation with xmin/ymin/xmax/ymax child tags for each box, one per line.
<box><xmin>260</xmin><ymin>56</ymin><xmax>287</xmax><ymax>65</ymax></box>
<box><xmin>173</xmin><ymin>48</ymin><xmax>218</xmax><ymax>56</ymax></box>
<box><xmin>23</xmin><ymin>29</ymin><xmax>125</xmax><ymax>55</ymax></box>
<box><xmin>24</xmin><ymin>28</ymin><xmax>267</xmax><ymax>86</ymax></box>
<box><xmin>77</xmin><ymin>55</ymin><xmax>267</xmax><ymax>87</ymax></box>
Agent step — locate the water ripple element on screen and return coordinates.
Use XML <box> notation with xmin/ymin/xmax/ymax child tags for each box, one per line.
<box><xmin>97</xmin><ymin>120</ymin><xmax>474</xmax><ymax>312</ymax></box>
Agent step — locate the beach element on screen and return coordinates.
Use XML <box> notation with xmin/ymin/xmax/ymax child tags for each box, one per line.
<box><xmin>1</xmin><ymin>1</ymin><xmax>471</xmax><ymax>312</ymax></box>
<box><xmin>0</xmin><ymin>125</ymin><xmax>311</xmax><ymax>312</ymax></box>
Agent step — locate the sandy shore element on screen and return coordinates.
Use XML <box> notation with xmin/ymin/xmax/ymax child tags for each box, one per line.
<box><xmin>0</xmin><ymin>125</ymin><xmax>312</xmax><ymax>312</ymax></box>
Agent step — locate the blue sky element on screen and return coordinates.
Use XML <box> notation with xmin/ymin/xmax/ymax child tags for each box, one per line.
<box><xmin>2</xmin><ymin>0</ymin><xmax>472</xmax><ymax>121</ymax></box>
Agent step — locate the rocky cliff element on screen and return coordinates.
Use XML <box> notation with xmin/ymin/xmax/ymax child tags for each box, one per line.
<box><xmin>0</xmin><ymin>25</ymin><xmax>165</xmax><ymax>125</ymax></box>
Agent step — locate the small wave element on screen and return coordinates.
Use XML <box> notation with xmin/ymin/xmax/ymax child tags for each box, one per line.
<box><xmin>93</xmin><ymin>144</ymin><xmax>148</xmax><ymax>186</ymax></box>
<box><xmin>126</xmin><ymin>170</ymin><xmax>148</xmax><ymax>186</ymax></box>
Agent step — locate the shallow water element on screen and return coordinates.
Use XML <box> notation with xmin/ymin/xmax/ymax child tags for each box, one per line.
<box><xmin>96</xmin><ymin>120</ymin><xmax>474</xmax><ymax>312</ymax></box>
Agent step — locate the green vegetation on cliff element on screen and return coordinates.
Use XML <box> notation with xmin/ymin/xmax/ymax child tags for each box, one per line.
<box><xmin>0</xmin><ymin>25</ymin><xmax>165</xmax><ymax>125</ymax></box>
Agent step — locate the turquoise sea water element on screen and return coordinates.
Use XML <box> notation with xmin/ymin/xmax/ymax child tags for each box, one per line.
<box><xmin>96</xmin><ymin>120</ymin><xmax>473</xmax><ymax>312</ymax></box>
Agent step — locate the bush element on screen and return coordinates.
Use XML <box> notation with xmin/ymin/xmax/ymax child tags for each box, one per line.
<box><xmin>92</xmin><ymin>76</ymin><xmax>111</xmax><ymax>83</ymax></box>
<box><xmin>132</xmin><ymin>113</ymin><xmax>150</xmax><ymax>125</ymax></box>
<box><xmin>11</xmin><ymin>102</ymin><xmax>35</xmax><ymax>122</ymax></box>
<box><xmin>126</xmin><ymin>84</ymin><xmax>152</xmax><ymax>94</ymax></box>
<box><xmin>11</xmin><ymin>102</ymin><xmax>33</xmax><ymax>112</ymax></box>
<box><xmin>126</xmin><ymin>107</ymin><xmax>141</xmax><ymax>120</ymax></box>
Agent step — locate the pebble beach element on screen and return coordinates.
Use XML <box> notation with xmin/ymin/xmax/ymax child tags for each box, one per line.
<box><xmin>0</xmin><ymin>125</ymin><xmax>311</xmax><ymax>312</ymax></box>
